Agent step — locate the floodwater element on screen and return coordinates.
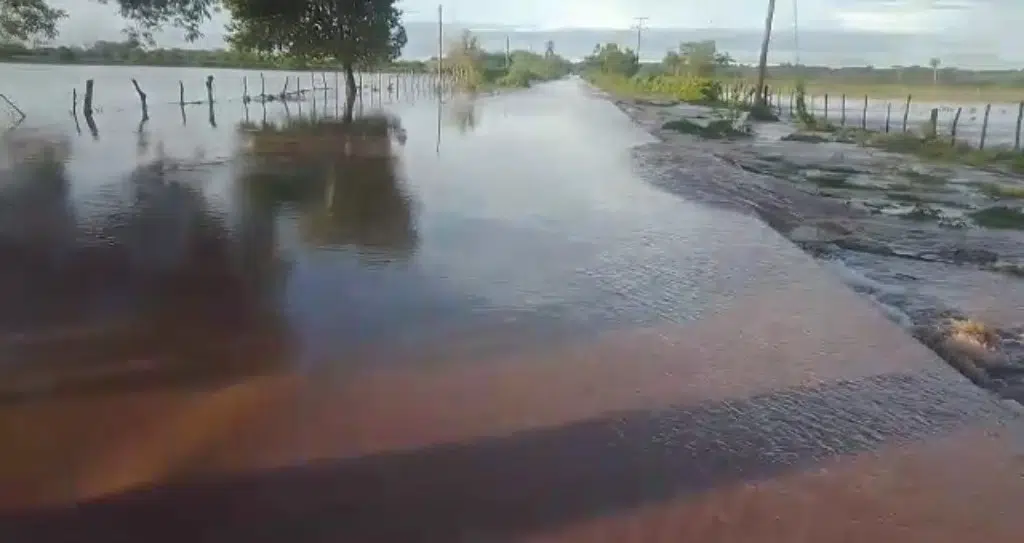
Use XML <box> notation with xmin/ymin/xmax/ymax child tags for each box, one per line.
<box><xmin>1</xmin><ymin>65</ymin><xmax>1023</xmax><ymax>542</ymax></box>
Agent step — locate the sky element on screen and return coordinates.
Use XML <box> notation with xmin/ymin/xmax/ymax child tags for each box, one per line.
<box><xmin>45</xmin><ymin>0</ymin><xmax>1021</xmax><ymax>57</ymax></box>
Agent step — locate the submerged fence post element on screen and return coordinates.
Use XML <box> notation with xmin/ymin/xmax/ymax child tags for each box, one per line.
<box><xmin>130</xmin><ymin>78</ymin><xmax>148</xmax><ymax>121</ymax></box>
<box><xmin>823</xmin><ymin>93</ymin><xmax>829</xmax><ymax>121</ymax></box>
<box><xmin>861</xmin><ymin>94</ymin><xmax>868</xmax><ymax>129</ymax></box>
<box><xmin>840</xmin><ymin>94</ymin><xmax>846</xmax><ymax>126</ymax></box>
<box><xmin>243</xmin><ymin>76</ymin><xmax>250</xmax><ymax>103</ymax></box>
<box><xmin>1014</xmin><ymin>101</ymin><xmax>1024</xmax><ymax>151</ymax></box>
<box><xmin>71</xmin><ymin>88</ymin><xmax>78</xmax><ymax>116</ymax></box>
<box><xmin>927</xmin><ymin>108</ymin><xmax>938</xmax><ymax>139</ymax></box>
<box><xmin>980</xmin><ymin>103</ymin><xmax>992</xmax><ymax>149</ymax></box>
<box><xmin>902</xmin><ymin>94</ymin><xmax>912</xmax><ymax>132</ymax></box>
<box><xmin>205</xmin><ymin>75</ymin><xmax>215</xmax><ymax>104</ymax></box>
<box><xmin>951</xmin><ymin>107</ymin><xmax>962</xmax><ymax>146</ymax></box>
<box><xmin>179</xmin><ymin>80</ymin><xmax>185</xmax><ymax>106</ymax></box>
<box><xmin>885</xmin><ymin>102</ymin><xmax>892</xmax><ymax>133</ymax></box>
<box><xmin>83</xmin><ymin>79</ymin><xmax>95</xmax><ymax>117</ymax></box>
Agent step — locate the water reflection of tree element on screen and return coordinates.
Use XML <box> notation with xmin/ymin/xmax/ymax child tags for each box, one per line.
<box><xmin>448</xmin><ymin>96</ymin><xmax>478</xmax><ymax>134</ymax></box>
<box><xmin>0</xmin><ymin>134</ymin><xmax>293</xmax><ymax>404</ymax></box>
<box><xmin>237</xmin><ymin>101</ymin><xmax>417</xmax><ymax>262</ymax></box>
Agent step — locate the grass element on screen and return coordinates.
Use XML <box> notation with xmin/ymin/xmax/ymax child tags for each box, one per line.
<box><xmin>945</xmin><ymin>318</ymin><xmax>1001</xmax><ymax>351</ymax></box>
<box><xmin>830</xmin><ymin>129</ymin><xmax>1024</xmax><ymax>174</ymax></box>
<box><xmin>661</xmin><ymin>118</ymin><xmax>750</xmax><ymax>139</ymax></box>
<box><xmin>758</xmin><ymin>79</ymin><xmax>1024</xmax><ymax>103</ymax></box>
<box><xmin>969</xmin><ymin>206</ymin><xmax>1024</xmax><ymax>229</ymax></box>
<box><xmin>978</xmin><ymin>182</ymin><xmax>1024</xmax><ymax>199</ymax></box>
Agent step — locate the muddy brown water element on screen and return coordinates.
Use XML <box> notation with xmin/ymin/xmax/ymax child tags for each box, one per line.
<box><xmin>1</xmin><ymin>70</ymin><xmax>1023</xmax><ymax>542</ymax></box>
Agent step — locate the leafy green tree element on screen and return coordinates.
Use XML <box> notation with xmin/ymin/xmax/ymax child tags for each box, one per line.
<box><xmin>663</xmin><ymin>41</ymin><xmax>732</xmax><ymax>77</ymax></box>
<box><xmin>0</xmin><ymin>0</ymin><xmax>66</xmax><ymax>42</ymax></box>
<box><xmin>224</xmin><ymin>0</ymin><xmax>406</xmax><ymax>103</ymax></box>
<box><xmin>583</xmin><ymin>43</ymin><xmax>639</xmax><ymax>77</ymax></box>
<box><xmin>1</xmin><ymin>1</ymin><xmax>217</xmax><ymax>44</ymax></box>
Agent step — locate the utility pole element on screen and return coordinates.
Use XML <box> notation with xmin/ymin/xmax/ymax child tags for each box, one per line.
<box><xmin>632</xmin><ymin>16</ymin><xmax>649</xmax><ymax>63</ymax></box>
<box><xmin>755</xmin><ymin>0</ymin><xmax>777</xmax><ymax>108</ymax></box>
<box><xmin>792</xmin><ymin>0</ymin><xmax>800</xmax><ymax>66</ymax></box>
<box><xmin>506</xmin><ymin>35</ymin><xmax>511</xmax><ymax>68</ymax></box>
<box><xmin>437</xmin><ymin>4</ymin><xmax>443</xmax><ymax>92</ymax></box>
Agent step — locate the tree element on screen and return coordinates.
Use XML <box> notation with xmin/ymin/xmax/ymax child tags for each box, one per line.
<box><xmin>1</xmin><ymin>1</ymin><xmax>217</xmax><ymax>44</ymax></box>
<box><xmin>544</xmin><ymin>39</ymin><xmax>555</xmax><ymax>58</ymax></box>
<box><xmin>663</xmin><ymin>41</ymin><xmax>733</xmax><ymax>77</ymax></box>
<box><xmin>754</xmin><ymin>0</ymin><xmax>777</xmax><ymax>108</ymax></box>
<box><xmin>224</xmin><ymin>0</ymin><xmax>406</xmax><ymax>108</ymax></box>
<box><xmin>0</xmin><ymin>0</ymin><xmax>67</xmax><ymax>42</ymax></box>
<box><xmin>929</xmin><ymin>57</ymin><xmax>941</xmax><ymax>85</ymax></box>
<box><xmin>97</xmin><ymin>0</ymin><xmax>219</xmax><ymax>43</ymax></box>
<box><xmin>583</xmin><ymin>43</ymin><xmax>638</xmax><ymax>77</ymax></box>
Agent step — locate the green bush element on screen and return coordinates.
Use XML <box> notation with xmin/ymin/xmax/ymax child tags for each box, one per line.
<box><xmin>587</xmin><ymin>73</ymin><xmax>722</xmax><ymax>103</ymax></box>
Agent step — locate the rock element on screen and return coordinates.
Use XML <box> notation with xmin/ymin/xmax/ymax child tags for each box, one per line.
<box><xmin>787</xmin><ymin>225</ymin><xmax>846</xmax><ymax>244</ymax></box>
<box><xmin>998</xmin><ymin>384</ymin><xmax>1024</xmax><ymax>404</ymax></box>
<box><xmin>983</xmin><ymin>363</ymin><xmax>1024</xmax><ymax>380</ymax></box>
<box><xmin>834</xmin><ymin>237</ymin><xmax>896</xmax><ymax>256</ymax></box>
<box><xmin>936</xmin><ymin>247</ymin><xmax>999</xmax><ymax>265</ymax></box>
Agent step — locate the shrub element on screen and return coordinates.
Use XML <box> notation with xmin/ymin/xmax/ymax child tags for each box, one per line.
<box><xmin>587</xmin><ymin>73</ymin><xmax>722</xmax><ymax>103</ymax></box>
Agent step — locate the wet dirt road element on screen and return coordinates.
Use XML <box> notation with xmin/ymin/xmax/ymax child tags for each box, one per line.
<box><xmin>1</xmin><ymin>78</ymin><xmax>1023</xmax><ymax>541</ymax></box>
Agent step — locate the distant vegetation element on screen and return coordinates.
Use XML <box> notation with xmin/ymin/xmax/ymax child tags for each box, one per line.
<box><xmin>579</xmin><ymin>39</ymin><xmax>1024</xmax><ymax>103</ymax></box>
<box><xmin>442</xmin><ymin>31</ymin><xmax>572</xmax><ymax>90</ymax></box>
<box><xmin>579</xmin><ymin>41</ymin><xmax>728</xmax><ymax>105</ymax></box>
<box><xmin>0</xmin><ymin>40</ymin><xmax>429</xmax><ymax>72</ymax></box>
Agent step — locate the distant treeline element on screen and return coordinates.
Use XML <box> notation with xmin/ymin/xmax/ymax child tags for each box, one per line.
<box><xmin>0</xmin><ymin>41</ymin><xmax>430</xmax><ymax>72</ymax></box>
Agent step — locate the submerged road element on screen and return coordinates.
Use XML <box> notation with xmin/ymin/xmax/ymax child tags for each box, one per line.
<box><xmin>1</xmin><ymin>79</ymin><xmax>1023</xmax><ymax>541</ymax></box>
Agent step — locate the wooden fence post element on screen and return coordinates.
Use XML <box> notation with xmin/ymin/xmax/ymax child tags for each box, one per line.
<box><xmin>1014</xmin><ymin>101</ymin><xmax>1024</xmax><ymax>151</ymax></box>
<box><xmin>951</xmin><ymin>107</ymin><xmax>962</xmax><ymax>146</ymax></box>
<box><xmin>840</xmin><ymin>94</ymin><xmax>846</xmax><ymax>126</ymax></box>
<box><xmin>130</xmin><ymin>78</ymin><xmax>148</xmax><ymax>120</ymax></box>
<box><xmin>885</xmin><ymin>102</ymin><xmax>892</xmax><ymax>133</ymax></box>
<box><xmin>205</xmin><ymin>75</ymin><xmax>214</xmax><ymax>103</ymax></box>
<box><xmin>861</xmin><ymin>95</ymin><xmax>868</xmax><ymax>129</ymax></box>
<box><xmin>243</xmin><ymin>76</ymin><xmax>249</xmax><ymax>103</ymax></box>
<box><xmin>902</xmin><ymin>94</ymin><xmax>912</xmax><ymax>132</ymax></box>
<box><xmin>980</xmin><ymin>103</ymin><xmax>992</xmax><ymax>149</ymax></box>
<box><xmin>823</xmin><ymin>93</ymin><xmax>829</xmax><ymax>121</ymax></box>
<box><xmin>179</xmin><ymin>80</ymin><xmax>185</xmax><ymax>106</ymax></box>
<box><xmin>71</xmin><ymin>88</ymin><xmax>77</xmax><ymax>116</ymax></box>
<box><xmin>927</xmin><ymin>108</ymin><xmax>938</xmax><ymax>139</ymax></box>
<box><xmin>83</xmin><ymin>79</ymin><xmax>94</xmax><ymax>117</ymax></box>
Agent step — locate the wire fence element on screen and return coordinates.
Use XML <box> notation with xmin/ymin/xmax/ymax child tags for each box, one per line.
<box><xmin>724</xmin><ymin>84</ymin><xmax>1024</xmax><ymax>151</ymax></box>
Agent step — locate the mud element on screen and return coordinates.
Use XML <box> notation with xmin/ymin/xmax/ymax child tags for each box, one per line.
<box><xmin>614</xmin><ymin>94</ymin><xmax>1024</xmax><ymax>404</ymax></box>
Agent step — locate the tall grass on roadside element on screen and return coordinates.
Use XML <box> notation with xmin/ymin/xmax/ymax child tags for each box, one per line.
<box><xmin>587</xmin><ymin>73</ymin><xmax>723</xmax><ymax>104</ymax></box>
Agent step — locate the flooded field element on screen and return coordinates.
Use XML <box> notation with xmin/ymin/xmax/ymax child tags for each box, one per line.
<box><xmin>2</xmin><ymin>66</ymin><xmax>1023</xmax><ymax>542</ymax></box>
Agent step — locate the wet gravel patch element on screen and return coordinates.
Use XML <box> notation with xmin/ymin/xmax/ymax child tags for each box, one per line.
<box><xmin>612</xmin><ymin>94</ymin><xmax>1024</xmax><ymax>405</ymax></box>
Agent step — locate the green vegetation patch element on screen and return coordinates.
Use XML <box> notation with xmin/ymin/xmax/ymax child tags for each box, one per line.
<box><xmin>978</xmin><ymin>182</ymin><xmax>1024</xmax><ymax>200</ymax></box>
<box><xmin>970</xmin><ymin>206</ymin><xmax>1024</xmax><ymax>229</ymax></box>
